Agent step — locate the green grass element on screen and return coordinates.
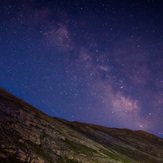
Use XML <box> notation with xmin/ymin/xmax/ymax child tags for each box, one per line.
<box><xmin>108</xmin><ymin>144</ymin><xmax>161</xmax><ymax>163</ymax></box>
<box><xmin>99</xmin><ymin>148</ymin><xmax>131</xmax><ymax>163</ymax></box>
<box><xmin>64</xmin><ymin>138</ymin><xmax>97</xmax><ymax>155</ymax></box>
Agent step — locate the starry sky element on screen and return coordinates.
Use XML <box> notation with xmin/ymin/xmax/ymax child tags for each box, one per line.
<box><xmin>0</xmin><ymin>0</ymin><xmax>163</xmax><ymax>138</ymax></box>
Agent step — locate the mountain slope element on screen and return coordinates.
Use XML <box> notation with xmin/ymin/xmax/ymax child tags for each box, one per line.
<box><xmin>0</xmin><ymin>87</ymin><xmax>163</xmax><ymax>163</ymax></box>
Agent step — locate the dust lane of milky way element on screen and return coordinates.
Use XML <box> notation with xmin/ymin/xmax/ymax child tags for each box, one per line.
<box><xmin>0</xmin><ymin>0</ymin><xmax>163</xmax><ymax>138</ymax></box>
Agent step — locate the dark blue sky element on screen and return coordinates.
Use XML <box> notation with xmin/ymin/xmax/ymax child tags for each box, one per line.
<box><xmin>1</xmin><ymin>0</ymin><xmax>163</xmax><ymax>138</ymax></box>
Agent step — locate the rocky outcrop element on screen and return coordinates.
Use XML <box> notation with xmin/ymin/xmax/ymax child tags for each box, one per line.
<box><xmin>0</xmin><ymin>87</ymin><xmax>163</xmax><ymax>163</ymax></box>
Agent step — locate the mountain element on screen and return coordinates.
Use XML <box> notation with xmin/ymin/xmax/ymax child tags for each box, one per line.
<box><xmin>0</xmin><ymin>87</ymin><xmax>163</xmax><ymax>163</ymax></box>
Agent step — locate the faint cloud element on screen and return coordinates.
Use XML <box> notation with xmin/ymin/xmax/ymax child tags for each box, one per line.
<box><xmin>78</xmin><ymin>48</ymin><xmax>93</xmax><ymax>67</ymax></box>
<box><xmin>13</xmin><ymin>1</ymin><xmax>74</xmax><ymax>53</ymax></box>
<box><xmin>112</xmin><ymin>93</ymin><xmax>139</xmax><ymax>112</ymax></box>
<box><xmin>111</xmin><ymin>91</ymin><xmax>151</xmax><ymax>130</ymax></box>
<box><xmin>98</xmin><ymin>65</ymin><xmax>110</xmax><ymax>72</ymax></box>
<box><xmin>91</xmin><ymin>80</ymin><xmax>151</xmax><ymax>131</ymax></box>
<box><xmin>44</xmin><ymin>24</ymin><xmax>74</xmax><ymax>52</ymax></box>
<box><xmin>75</xmin><ymin>40</ymin><xmax>152</xmax><ymax>131</ymax></box>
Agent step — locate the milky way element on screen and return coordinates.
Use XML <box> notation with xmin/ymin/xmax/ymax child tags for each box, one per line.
<box><xmin>0</xmin><ymin>0</ymin><xmax>163</xmax><ymax>137</ymax></box>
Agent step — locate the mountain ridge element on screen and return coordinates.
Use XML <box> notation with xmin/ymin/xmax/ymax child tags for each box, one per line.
<box><xmin>0</xmin><ymin>87</ymin><xmax>163</xmax><ymax>163</ymax></box>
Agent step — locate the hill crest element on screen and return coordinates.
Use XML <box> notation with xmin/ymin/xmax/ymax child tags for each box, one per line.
<box><xmin>0</xmin><ymin>87</ymin><xmax>163</xmax><ymax>163</ymax></box>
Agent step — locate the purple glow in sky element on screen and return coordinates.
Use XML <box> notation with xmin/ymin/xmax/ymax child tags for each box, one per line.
<box><xmin>0</xmin><ymin>0</ymin><xmax>163</xmax><ymax>138</ymax></box>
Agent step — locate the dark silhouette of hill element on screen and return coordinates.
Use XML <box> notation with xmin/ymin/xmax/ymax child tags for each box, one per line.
<box><xmin>0</xmin><ymin>87</ymin><xmax>163</xmax><ymax>163</ymax></box>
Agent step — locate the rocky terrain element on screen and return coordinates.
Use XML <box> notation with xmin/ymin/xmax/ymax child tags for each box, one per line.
<box><xmin>0</xmin><ymin>87</ymin><xmax>163</xmax><ymax>163</ymax></box>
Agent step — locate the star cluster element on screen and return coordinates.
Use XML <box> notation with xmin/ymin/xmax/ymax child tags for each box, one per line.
<box><xmin>0</xmin><ymin>0</ymin><xmax>163</xmax><ymax>137</ymax></box>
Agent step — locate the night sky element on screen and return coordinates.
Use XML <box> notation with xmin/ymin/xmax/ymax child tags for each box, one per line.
<box><xmin>1</xmin><ymin>0</ymin><xmax>163</xmax><ymax>138</ymax></box>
